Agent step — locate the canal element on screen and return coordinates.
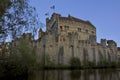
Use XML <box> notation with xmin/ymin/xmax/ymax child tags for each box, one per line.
<box><xmin>29</xmin><ymin>69</ymin><xmax>120</xmax><ymax>80</ymax></box>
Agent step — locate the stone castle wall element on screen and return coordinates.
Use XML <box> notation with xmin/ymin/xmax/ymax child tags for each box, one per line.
<box><xmin>36</xmin><ymin>13</ymin><xmax>119</xmax><ymax>66</ymax></box>
<box><xmin>1</xmin><ymin>13</ymin><xmax>119</xmax><ymax>66</ymax></box>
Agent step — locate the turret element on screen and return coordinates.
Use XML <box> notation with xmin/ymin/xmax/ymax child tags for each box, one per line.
<box><xmin>23</xmin><ymin>33</ymin><xmax>32</xmax><ymax>40</ymax></box>
<box><xmin>107</xmin><ymin>40</ymin><xmax>117</xmax><ymax>47</ymax></box>
<box><xmin>51</xmin><ymin>13</ymin><xmax>61</xmax><ymax>19</ymax></box>
<box><xmin>118</xmin><ymin>47</ymin><xmax>120</xmax><ymax>51</ymax></box>
<box><xmin>101</xmin><ymin>39</ymin><xmax>106</xmax><ymax>47</ymax></box>
<box><xmin>46</xmin><ymin>13</ymin><xmax>61</xmax><ymax>31</ymax></box>
<box><xmin>46</xmin><ymin>18</ymin><xmax>50</xmax><ymax>31</ymax></box>
<box><xmin>38</xmin><ymin>28</ymin><xmax>43</xmax><ymax>39</ymax></box>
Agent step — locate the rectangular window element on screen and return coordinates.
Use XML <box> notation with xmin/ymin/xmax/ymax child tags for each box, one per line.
<box><xmin>92</xmin><ymin>31</ymin><xmax>94</xmax><ymax>34</ymax></box>
<box><xmin>64</xmin><ymin>26</ymin><xmax>69</xmax><ymax>30</ymax></box>
<box><xmin>60</xmin><ymin>26</ymin><xmax>62</xmax><ymax>30</ymax></box>
<box><xmin>86</xmin><ymin>30</ymin><xmax>88</xmax><ymax>33</ymax></box>
<box><xmin>67</xmin><ymin>26</ymin><xmax>69</xmax><ymax>29</ymax></box>
<box><xmin>78</xmin><ymin>28</ymin><xmax>81</xmax><ymax>32</ymax></box>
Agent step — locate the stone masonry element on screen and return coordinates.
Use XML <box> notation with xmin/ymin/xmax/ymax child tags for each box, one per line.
<box><xmin>36</xmin><ymin>13</ymin><xmax>119</xmax><ymax>66</ymax></box>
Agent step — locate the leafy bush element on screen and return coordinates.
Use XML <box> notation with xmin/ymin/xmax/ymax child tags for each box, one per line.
<box><xmin>110</xmin><ymin>61</ymin><xmax>117</xmax><ymax>68</ymax></box>
<box><xmin>87</xmin><ymin>61</ymin><xmax>96</xmax><ymax>68</ymax></box>
<box><xmin>97</xmin><ymin>59</ymin><xmax>117</xmax><ymax>68</ymax></box>
<box><xmin>97</xmin><ymin>59</ymin><xmax>108</xmax><ymax>67</ymax></box>
<box><xmin>69</xmin><ymin>57</ymin><xmax>81</xmax><ymax>68</ymax></box>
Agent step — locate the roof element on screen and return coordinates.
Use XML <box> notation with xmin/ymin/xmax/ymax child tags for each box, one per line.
<box><xmin>68</xmin><ymin>15</ymin><xmax>96</xmax><ymax>28</ymax></box>
<box><xmin>52</xmin><ymin>13</ymin><xmax>96</xmax><ymax>29</ymax></box>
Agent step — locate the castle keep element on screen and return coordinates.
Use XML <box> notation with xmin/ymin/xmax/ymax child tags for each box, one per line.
<box><xmin>36</xmin><ymin>13</ymin><xmax>120</xmax><ymax>65</ymax></box>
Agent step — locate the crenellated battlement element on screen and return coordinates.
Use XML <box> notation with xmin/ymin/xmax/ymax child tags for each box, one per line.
<box><xmin>107</xmin><ymin>40</ymin><xmax>117</xmax><ymax>47</ymax></box>
<box><xmin>22</xmin><ymin>33</ymin><xmax>32</xmax><ymax>40</ymax></box>
<box><xmin>101</xmin><ymin>39</ymin><xmax>107</xmax><ymax>46</ymax></box>
<box><xmin>118</xmin><ymin>47</ymin><xmax>120</xmax><ymax>51</ymax></box>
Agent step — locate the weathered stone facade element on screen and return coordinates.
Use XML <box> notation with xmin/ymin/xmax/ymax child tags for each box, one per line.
<box><xmin>35</xmin><ymin>13</ymin><xmax>119</xmax><ymax>66</ymax></box>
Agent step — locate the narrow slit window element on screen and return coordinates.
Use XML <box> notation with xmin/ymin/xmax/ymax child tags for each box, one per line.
<box><xmin>60</xmin><ymin>26</ymin><xmax>62</xmax><ymax>30</ymax></box>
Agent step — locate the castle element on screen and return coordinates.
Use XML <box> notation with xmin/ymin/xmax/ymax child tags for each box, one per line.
<box><xmin>2</xmin><ymin>13</ymin><xmax>120</xmax><ymax>66</ymax></box>
<box><xmin>36</xmin><ymin>13</ymin><xmax>120</xmax><ymax>66</ymax></box>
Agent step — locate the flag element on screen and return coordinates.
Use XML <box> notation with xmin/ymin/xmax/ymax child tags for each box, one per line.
<box><xmin>45</xmin><ymin>12</ymin><xmax>49</xmax><ymax>16</ymax></box>
<box><xmin>50</xmin><ymin>5</ymin><xmax>55</xmax><ymax>9</ymax></box>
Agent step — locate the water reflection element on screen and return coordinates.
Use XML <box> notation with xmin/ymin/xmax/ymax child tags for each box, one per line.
<box><xmin>29</xmin><ymin>69</ymin><xmax>120</xmax><ymax>80</ymax></box>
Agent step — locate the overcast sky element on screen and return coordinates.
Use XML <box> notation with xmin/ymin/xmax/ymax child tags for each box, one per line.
<box><xmin>30</xmin><ymin>0</ymin><xmax>120</xmax><ymax>47</ymax></box>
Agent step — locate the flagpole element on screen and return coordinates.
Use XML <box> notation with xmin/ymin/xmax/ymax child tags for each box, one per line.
<box><xmin>45</xmin><ymin>12</ymin><xmax>49</xmax><ymax>18</ymax></box>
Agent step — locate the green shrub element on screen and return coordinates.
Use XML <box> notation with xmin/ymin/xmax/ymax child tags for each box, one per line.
<box><xmin>97</xmin><ymin>59</ymin><xmax>115</xmax><ymax>68</ymax></box>
<box><xmin>87</xmin><ymin>61</ymin><xmax>96</xmax><ymax>68</ymax></box>
<box><xmin>110</xmin><ymin>61</ymin><xmax>117</xmax><ymax>68</ymax></box>
<box><xmin>69</xmin><ymin>57</ymin><xmax>81</xmax><ymax>68</ymax></box>
<box><xmin>0</xmin><ymin>38</ymin><xmax>36</xmax><ymax>79</ymax></box>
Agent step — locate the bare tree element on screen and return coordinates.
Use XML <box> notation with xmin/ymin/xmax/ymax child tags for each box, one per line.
<box><xmin>0</xmin><ymin>0</ymin><xmax>41</xmax><ymax>41</ymax></box>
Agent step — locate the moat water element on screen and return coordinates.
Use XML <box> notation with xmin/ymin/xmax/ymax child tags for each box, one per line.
<box><xmin>29</xmin><ymin>69</ymin><xmax>120</xmax><ymax>80</ymax></box>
